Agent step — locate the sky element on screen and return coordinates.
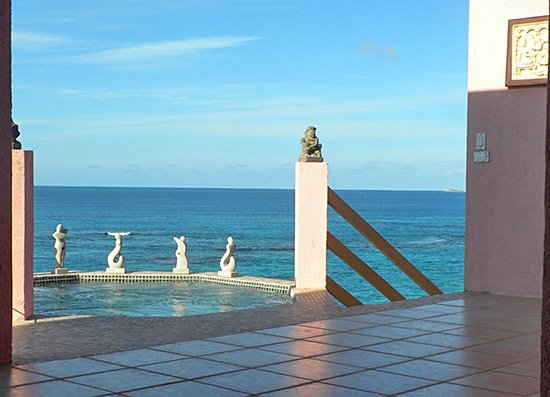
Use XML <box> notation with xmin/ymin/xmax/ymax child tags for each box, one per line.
<box><xmin>12</xmin><ymin>0</ymin><xmax>469</xmax><ymax>190</ymax></box>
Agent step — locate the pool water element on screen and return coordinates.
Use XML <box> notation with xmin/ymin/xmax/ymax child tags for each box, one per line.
<box><xmin>34</xmin><ymin>282</ymin><xmax>293</xmax><ymax>317</ymax></box>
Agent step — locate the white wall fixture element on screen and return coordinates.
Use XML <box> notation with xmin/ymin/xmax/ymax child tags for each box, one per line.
<box><xmin>475</xmin><ymin>132</ymin><xmax>486</xmax><ymax>150</ymax></box>
<box><xmin>106</xmin><ymin>232</ymin><xmax>130</xmax><ymax>273</ymax></box>
<box><xmin>173</xmin><ymin>236</ymin><xmax>190</xmax><ymax>274</ymax></box>
<box><xmin>219</xmin><ymin>236</ymin><xmax>238</xmax><ymax>278</ymax></box>
<box><xmin>51</xmin><ymin>224</ymin><xmax>69</xmax><ymax>274</ymax></box>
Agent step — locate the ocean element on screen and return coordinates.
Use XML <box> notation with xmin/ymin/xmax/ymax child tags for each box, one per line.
<box><xmin>35</xmin><ymin>187</ymin><xmax>465</xmax><ymax>305</ymax></box>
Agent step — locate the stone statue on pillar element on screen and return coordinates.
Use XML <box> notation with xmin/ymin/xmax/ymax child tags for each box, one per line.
<box><xmin>219</xmin><ymin>236</ymin><xmax>238</xmax><ymax>277</ymax></box>
<box><xmin>51</xmin><ymin>224</ymin><xmax>69</xmax><ymax>274</ymax></box>
<box><xmin>11</xmin><ymin>119</ymin><xmax>21</xmax><ymax>150</ymax></box>
<box><xmin>173</xmin><ymin>236</ymin><xmax>190</xmax><ymax>274</ymax></box>
<box><xmin>106</xmin><ymin>232</ymin><xmax>130</xmax><ymax>273</ymax></box>
<box><xmin>299</xmin><ymin>126</ymin><xmax>323</xmax><ymax>162</ymax></box>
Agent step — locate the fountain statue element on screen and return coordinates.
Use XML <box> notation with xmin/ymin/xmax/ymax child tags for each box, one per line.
<box><xmin>106</xmin><ymin>232</ymin><xmax>130</xmax><ymax>273</ymax></box>
<box><xmin>173</xmin><ymin>236</ymin><xmax>190</xmax><ymax>274</ymax></box>
<box><xmin>11</xmin><ymin>119</ymin><xmax>21</xmax><ymax>150</ymax></box>
<box><xmin>51</xmin><ymin>224</ymin><xmax>69</xmax><ymax>274</ymax></box>
<box><xmin>298</xmin><ymin>125</ymin><xmax>323</xmax><ymax>162</ymax></box>
<box><xmin>219</xmin><ymin>236</ymin><xmax>238</xmax><ymax>277</ymax></box>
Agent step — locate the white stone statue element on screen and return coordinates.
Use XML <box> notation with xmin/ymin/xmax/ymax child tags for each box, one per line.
<box><xmin>51</xmin><ymin>224</ymin><xmax>69</xmax><ymax>274</ymax></box>
<box><xmin>106</xmin><ymin>232</ymin><xmax>130</xmax><ymax>273</ymax></box>
<box><xmin>218</xmin><ymin>236</ymin><xmax>238</xmax><ymax>278</ymax></box>
<box><xmin>173</xmin><ymin>236</ymin><xmax>189</xmax><ymax>274</ymax></box>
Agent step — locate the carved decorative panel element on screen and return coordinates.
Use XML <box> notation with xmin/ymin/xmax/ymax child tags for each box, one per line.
<box><xmin>506</xmin><ymin>16</ymin><xmax>548</xmax><ymax>87</ymax></box>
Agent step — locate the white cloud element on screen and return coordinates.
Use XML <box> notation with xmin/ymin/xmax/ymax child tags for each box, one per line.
<box><xmin>358</xmin><ymin>42</ymin><xmax>397</xmax><ymax>58</ymax></box>
<box><xmin>73</xmin><ymin>36</ymin><xmax>260</xmax><ymax>64</ymax></box>
<box><xmin>12</xmin><ymin>31</ymin><xmax>71</xmax><ymax>51</ymax></box>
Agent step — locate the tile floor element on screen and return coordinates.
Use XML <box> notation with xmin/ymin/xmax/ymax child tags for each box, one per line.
<box><xmin>1</xmin><ymin>294</ymin><xmax>542</xmax><ymax>396</ymax></box>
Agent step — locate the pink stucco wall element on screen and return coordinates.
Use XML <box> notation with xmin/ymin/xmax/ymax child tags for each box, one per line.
<box><xmin>12</xmin><ymin>150</ymin><xmax>34</xmax><ymax>320</ymax></box>
<box><xmin>295</xmin><ymin>162</ymin><xmax>328</xmax><ymax>290</ymax></box>
<box><xmin>466</xmin><ymin>0</ymin><xmax>548</xmax><ymax>297</ymax></box>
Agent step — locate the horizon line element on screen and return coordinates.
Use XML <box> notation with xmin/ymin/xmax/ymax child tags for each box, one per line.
<box><xmin>34</xmin><ymin>184</ymin><xmax>465</xmax><ymax>193</ymax></box>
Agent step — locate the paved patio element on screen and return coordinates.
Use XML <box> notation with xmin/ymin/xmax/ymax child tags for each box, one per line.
<box><xmin>1</xmin><ymin>292</ymin><xmax>542</xmax><ymax>396</ymax></box>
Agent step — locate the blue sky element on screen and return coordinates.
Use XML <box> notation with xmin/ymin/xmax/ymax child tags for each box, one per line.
<box><xmin>12</xmin><ymin>0</ymin><xmax>469</xmax><ymax>189</ymax></box>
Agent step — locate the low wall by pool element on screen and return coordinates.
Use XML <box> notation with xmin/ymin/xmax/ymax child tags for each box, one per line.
<box><xmin>33</xmin><ymin>271</ymin><xmax>295</xmax><ymax>295</ymax></box>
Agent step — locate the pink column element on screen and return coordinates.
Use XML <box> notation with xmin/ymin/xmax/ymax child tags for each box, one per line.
<box><xmin>12</xmin><ymin>150</ymin><xmax>34</xmax><ymax>320</ymax></box>
<box><xmin>0</xmin><ymin>0</ymin><xmax>12</xmax><ymax>364</ymax></box>
<box><xmin>294</xmin><ymin>162</ymin><xmax>328</xmax><ymax>290</ymax></box>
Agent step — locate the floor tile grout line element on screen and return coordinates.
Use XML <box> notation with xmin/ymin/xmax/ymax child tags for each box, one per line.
<box><xmin>12</xmin><ymin>358</ymin><xmax>137</xmax><ymax>374</ymax></box>
<box><xmin>302</xmin><ymin>333</ymin><xmax>397</xmax><ymax>345</ymax></box>
<box><xmin>116</xmin><ymin>362</ymin><xmax>250</xmax><ymax>384</ymax></box>
<box><xmin>123</xmin><ymin>368</ymin><xmax>256</xmax><ymax>394</ymax></box>
<box><xmin>460</xmin><ymin>347</ymin><xmax>539</xmax><ymax>360</ymax></box>
<box><xmin>252</xmin><ymin>353</ymin><xmax>401</xmax><ymax>371</ymax></box>
<box><xmin>7</xmin><ymin>366</ymin><xmax>126</xmax><ymax>383</ymax></box>
<box><xmin>374</xmin><ymin>361</ymin><xmax>496</xmax><ymax>384</ymax></box>
<box><xmin>147</xmin><ymin>343</ymin><xmax>247</xmax><ymax>356</ymax></box>
<box><xmin>254</xmin><ymin>363</ymin><xmax>369</xmax><ymax>382</ymax></box>
<box><xmin>85</xmin><ymin>355</ymin><xmax>192</xmax><ymax>369</ymax></box>
<box><xmin>187</xmin><ymin>344</ymin><xmax>301</xmax><ymax>360</ymax></box>
<box><xmin>437</xmin><ymin>327</ymin><xmax>527</xmax><ymax>340</ymax></box>
<box><xmin>388</xmin><ymin>375</ymin><xmax>526</xmax><ymax>397</ymax></box>
<box><xmin>422</xmin><ymin>351</ymin><xmax>538</xmax><ymax>371</ymax></box>
<box><xmin>317</xmin><ymin>374</ymin><xmax>436</xmax><ymax>396</ymax></box>
<box><xmin>84</xmin><ymin>346</ymin><xmax>193</xmax><ymax>359</ymax></box>
<box><xmin>396</xmin><ymin>334</ymin><xmax>496</xmax><ymax>350</ymax></box>
<box><xmin>173</xmin><ymin>349</ymin><xmax>306</xmax><ymax>369</ymax></box>
<box><xmin>492</xmin><ymin>363</ymin><xmax>542</xmax><ymax>379</ymax></box>
<box><xmin>249</xmin><ymin>376</ymin><xmax>391</xmax><ymax>397</ymax></box>
<box><xmin>414</xmin><ymin>315</ymin><xmax>542</xmax><ymax>332</ymax></box>
<box><xmin>329</xmin><ymin>316</ymin><xmax>414</xmax><ymax>326</ymax></box>
<box><xmin>202</xmin><ymin>337</ymin><xmax>296</xmax><ymax>349</ymax></box>
<box><xmin>446</xmin><ymin>377</ymin><xmax>535</xmax><ymax>396</ymax></box>
<box><xmin>296</xmin><ymin>324</ymin><xmax>383</xmax><ymax>332</ymax></box>
<box><xmin>426</xmin><ymin>321</ymin><xmax>542</xmax><ymax>333</ymax></box>
<box><xmin>347</xmin><ymin>327</ymin><xmax>436</xmax><ymax>338</ymax></box>
<box><xmin>0</xmin><ymin>376</ymin><xmax>66</xmax><ymax>390</ymax></box>
<box><xmin>251</xmin><ymin>328</ymin><xmax>340</xmax><ymax>338</ymax></box>
<box><xmin>358</xmin><ymin>339</ymin><xmax>461</xmax><ymax>358</ymax></box>
<box><xmin>253</xmin><ymin>338</ymin><xmax>393</xmax><ymax>354</ymax></box>
<box><xmin>72</xmin><ymin>357</ymin><xmax>265</xmax><ymax>395</ymax></box>
<box><xmin>192</xmin><ymin>373</ymin><xmax>318</xmax><ymax>396</ymax></box>
<box><xmin>1</xmin><ymin>365</ymin><xmax>61</xmax><ymax>385</ymax></box>
<box><xmin>439</xmin><ymin>329</ymin><xmax>544</xmax><ymax>350</ymax></box>
<box><xmin>49</xmin><ymin>377</ymin><xmax>122</xmax><ymax>395</ymax></box>
<box><xmin>313</xmin><ymin>354</ymin><xmax>431</xmax><ymax>372</ymax></box>
<box><xmin>374</xmin><ymin>310</ymin><xmax>466</xmax><ymax>320</ymax></box>
<box><xmin>63</xmin><ymin>375</ymin><xmax>202</xmax><ymax>396</ymax></box>
<box><xmin>252</xmin><ymin>345</ymin><xmax>355</xmax><ymax>360</ymax></box>
<box><xmin>387</xmin><ymin>322</ymin><xmax>464</xmax><ymax>333</ymax></box>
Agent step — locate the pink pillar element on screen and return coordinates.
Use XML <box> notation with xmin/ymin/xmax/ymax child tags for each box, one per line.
<box><xmin>294</xmin><ymin>162</ymin><xmax>328</xmax><ymax>290</ymax></box>
<box><xmin>12</xmin><ymin>150</ymin><xmax>34</xmax><ymax>320</ymax></box>
<box><xmin>0</xmin><ymin>0</ymin><xmax>12</xmax><ymax>364</ymax></box>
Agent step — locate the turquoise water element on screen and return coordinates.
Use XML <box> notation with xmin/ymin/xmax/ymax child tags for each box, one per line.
<box><xmin>35</xmin><ymin>282</ymin><xmax>293</xmax><ymax>317</ymax></box>
<box><xmin>34</xmin><ymin>187</ymin><xmax>465</xmax><ymax>313</ymax></box>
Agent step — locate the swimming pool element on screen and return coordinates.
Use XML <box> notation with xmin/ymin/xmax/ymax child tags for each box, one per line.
<box><xmin>34</xmin><ymin>281</ymin><xmax>294</xmax><ymax>317</ymax></box>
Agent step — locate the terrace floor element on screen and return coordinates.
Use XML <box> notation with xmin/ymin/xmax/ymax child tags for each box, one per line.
<box><xmin>2</xmin><ymin>292</ymin><xmax>542</xmax><ymax>396</ymax></box>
